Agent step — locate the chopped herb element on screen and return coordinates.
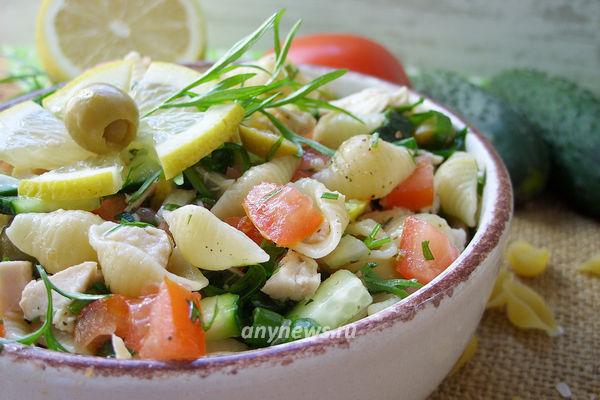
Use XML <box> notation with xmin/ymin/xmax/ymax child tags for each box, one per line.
<box><xmin>394</xmin><ymin>97</ymin><xmax>425</xmax><ymax>113</ymax></box>
<box><xmin>363</xmin><ymin>223</ymin><xmax>392</xmax><ymax>250</ymax></box>
<box><xmin>126</xmin><ymin>169</ymin><xmax>162</xmax><ymax>209</ymax></box>
<box><xmin>163</xmin><ymin>203</ymin><xmax>181</xmax><ymax>211</ymax></box>
<box><xmin>187</xmin><ymin>299</ymin><xmax>203</xmax><ymax>324</ymax></box>
<box><xmin>183</xmin><ymin>167</ymin><xmax>214</xmax><ymax>199</ymax></box>
<box><xmin>421</xmin><ymin>240</ymin><xmax>435</xmax><ymax>261</ymax></box>
<box><xmin>321</xmin><ymin>192</ymin><xmax>339</xmax><ymax>200</ymax></box>
<box><xmin>266</xmin><ymin>135</ymin><xmax>285</xmax><ymax>161</ymax></box>
<box><xmin>187</xmin><ymin>214</ymin><xmax>193</xmax><ymax>225</ymax></box>
<box><xmin>360</xmin><ymin>262</ymin><xmax>422</xmax><ymax>298</ymax></box>
<box><xmin>393</xmin><ymin>137</ymin><xmax>418</xmax><ymax>150</ymax></box>
<box><xmin>2</xmin><ymin>256</ymin><xmax>10</xmax><ymax>262</ymax></box>
<box><xmin>370</xmin><ymin>132</ymin><xmax>380</xmax><ymax>148</ymax></box>
<box><xmin>432</xmin><ymin>127</ymin><xmax>467</xmax><ymax>159</ymax></box>
<box><xmin>106</xmin><ymin>220</ymin><xmax>153</xmax><ymax>235</ymax></box>
<box><xmin>261</xmin><ymin>187</ymin><xmax>283</xmax><ymax>203</ymax></box>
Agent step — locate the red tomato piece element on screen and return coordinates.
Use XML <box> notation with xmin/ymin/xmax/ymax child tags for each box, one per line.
<box><xmin>280</xmin><ymin>33</ymin><xmax>411</xmax><ymax>86</ymax></box>
<box><xmin>380</xmin><ymin>161</ymin><xmax>434</xmax><ymax>211</ymax></box>
<box><xmin>74</xmin><ymin>295</ymin><xmax>130</xmax><ymax>352</ymax></box>
<box><xmin>138</xmin><ymin>279</ymin><xmax>205</xmax><ymax>360</ymax></box>
<box><xmin>396</xmin><ymin>216</ymin><xmax>459</xmax><ymax>284</ymax></box>
<box><xmin>225</xmin><ymin>216</ymin><xmax>264</xmax><ymax>244</ymax></box>
<box><xmin>93</xmin><ymin>194</ymin><xmax>127</xmax><ymax>221</ymax></box>
<box><xmin>291</xmin><ymin>148</ymin><xmax>330</xmax><ymax>181</ymax></box>
<box><xmin>0</xmin><ymin>320</ymin><xmax>5</xmax><ymax>338</ymax></box>
<box><xmin>243</xmin><ymin>182</ymin><xmax>324</xmax><ymax>247</ymax></box>
<box><xmin>74</xmin><ymin>279</ymin><xmax>205</xmax><ymax>360</ymax></box>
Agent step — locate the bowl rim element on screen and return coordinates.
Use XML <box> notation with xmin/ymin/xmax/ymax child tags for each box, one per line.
<box><xmin>0</xmin><ymin>65</ymin><xmax>513</xmax><ymax>378</ymax></box>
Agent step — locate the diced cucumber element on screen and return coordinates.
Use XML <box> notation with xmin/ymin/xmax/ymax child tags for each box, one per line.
<box><xmin>0</xmin><ymin>175</ymin><xmax>19</xmax><ymax>196</ymax></box>
<box><xmin>0</xmin><ymin>196</ymin><xmax>100</xmax><ymax>214</ymax></box>
<box><xmin>320</xmin><ymin>235</ymin><xmax>369</xmax><ymax>269</ymax></box>
<box><xmin>200</xmin><ymin>293</ymin><xmax>240</xmax><ymax>341</ymax></box>
<box><xmin>367</xmin><ymin>294</ymin><xmax>401</xmax><ymax>316</ymax></box>
<box><xmin>244</xmin><ymin>308</ymin><xmax>322</xmax><ymax>348</ymax></box>
<box><xmin>288</xmin><ymin>269</ymin><xmax>373</xmax><ymax>330</ymax></box>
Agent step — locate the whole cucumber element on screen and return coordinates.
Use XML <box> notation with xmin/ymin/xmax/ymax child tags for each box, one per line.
<box><xmin>487</xmin><ymin>70</ymin><xmax>600</xmax><ymax>217</ymax></box>
<box><xmin>412</xmin><ymin>70</ymin><xmax>550</xmax><ymax>203</ymax></box>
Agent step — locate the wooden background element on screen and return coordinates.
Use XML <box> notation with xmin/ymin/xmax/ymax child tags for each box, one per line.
<box><xmin>1</xmin><ymin>0</ymin><xmax>599</xmax><ymax>94</ymax></box>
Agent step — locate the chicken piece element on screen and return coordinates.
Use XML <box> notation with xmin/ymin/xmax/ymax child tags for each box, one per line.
<box><xmin>0</xmin><ymin>261</ymin><xmax>32</xmax><ymax>316</ymax></box>
<box><xmin>261</xmin><ymin>250</ymin><xmax>321</xmax><ymax>301</ymax></box>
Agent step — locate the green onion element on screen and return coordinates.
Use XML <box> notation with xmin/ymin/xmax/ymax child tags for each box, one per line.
<box><xmin>422</xmin><ymin>240</ymin><xmax>435</xmax><ymax>261</ymax></box>
<box><xmin>359</xmin><ymin>262</ymin><xmax>422</xmax><ymax>298</ymax></box>
<box><xmin>363</xmin><ymin>223</ymin><xmax>392</xmax><ymax>250</ymax></box>
<box><xmin>321</xmin><ymin>192</ymin><xmax>339</xmax><ymax>200</ymax></box>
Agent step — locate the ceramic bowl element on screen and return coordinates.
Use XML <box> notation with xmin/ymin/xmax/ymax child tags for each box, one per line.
<box><xmin>0</xmin><ymin>66</ymin><xmax>513</xmax><ymax>400</ymax></box>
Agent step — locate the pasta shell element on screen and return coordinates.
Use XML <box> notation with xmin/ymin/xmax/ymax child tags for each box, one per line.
<box><xmin>503</xmin><ymin>277</ymin><xmax>561</xmax><ymax>336</ymax></box>
<box><xmin>290</xmin><ymin>178</ymin><xmax>349</xmax><ymax>259</ymax></box>
<box><xmin>486</xmin><ymin>267</ymin><xmax>512</xmax><ymax>309</ymax></box>
<box><xmin>506</xmin><ymin>240</ymin><xmax>550</xmax><ymax>277</ymax></box>
<box><xmin>211</xmin><ymin>155</ymin><xmax>299</xmax><ymax>218</ymax></box>
<box><xmin>434</xmin><ymin>151</ymin><xmax>479</xmax><ymax>227</ymax></box>
<box><xmin>314</xmin><ymin>135</ymin><xmax>416</xmax><ymax>200</ymax></box>
<box><xmin>89</xmin><ymin>222</ymin><xmax>203</xmax><ymax>296</ymax></box>
<box><xmin>578</xmin><ymin>254</ymin><xmax>600</xmax><ymax>276</ymax></box>
<box><xmin>6</xmin><ymin>210</ymin><xmax>103</xmax><ymax>273</ymax></box>
<box><xmin>164</xmin><ymin>205</ymin><xmax>269</xmax><ymax>270</ymax></box>
<box><xmin>167</xmin><ymin>247</ymin><xmax>209</xmax><ymax>289</ymax></box>
<box><xmin>313</xmin><ymin>112</ymin><xmax>384</xmax><ymax>149</ymax></box>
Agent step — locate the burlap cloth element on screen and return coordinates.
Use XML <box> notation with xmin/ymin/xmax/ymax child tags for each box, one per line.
<box><xmin>431</xmin><ymin>195</ymin><xmax>600</xmax><ymax>399</ymax></box>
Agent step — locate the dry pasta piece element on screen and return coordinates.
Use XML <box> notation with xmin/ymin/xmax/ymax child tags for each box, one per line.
<box><xmin>449</xmin><ymin>336</ymin><xmax>478</xmax><ymax>375</ymax></box>
<box><xmin>506</xmin><ymin>240</ymin><xmax>550</xmax><ymax>277</ymax></box>
<box><xmin>486</xmin><ymin>267</ymin><xmax>512</xmax><ymax>309</ymax></box>
<box><xmin>503</xmin><ymin>277</ymin><xmax>561</xmax><ymax>336</ymax></box>
<box><xmin>578</xmin><ymin>253</ymin><xmax>600</xmax><ymax>276</ymax></box>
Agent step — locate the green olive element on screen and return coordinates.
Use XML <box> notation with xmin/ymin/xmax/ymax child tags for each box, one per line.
<box><xmin>64</xmin><ymin>83</ymin><xmax>139</xmax><ymax>154</ymax></box>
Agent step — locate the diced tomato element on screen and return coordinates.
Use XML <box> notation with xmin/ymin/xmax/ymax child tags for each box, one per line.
<box><xmin>93</xmin><ymin>194</ymin><xmax>127</xmax><ymax>221</ymax></box>
<box><xmin>396</xmin><ymin>216</ymin><xmax>459</xmax><ymax>284</ymax></box>
<box><xmin>138</xmin><ymin>279</ymin><xmax>205</xmax><ymax>360</ymax></box>
<box><xmin>74</xmin><ymin>279</ymin><xmax>205</xmax><ymax>360</ymax></box>
<box><xmin>74</xmin><ymin>295</ymin><xmax>130</xmax><ymax>352</ymax></box>
<box><xmin>225</xmin><ymin>216</ymin><xmax>264</xmax><ymax>244</ymax></box>
<box><xmin>291</xmin><ymin>148</ymin><xmax>330</xmax><ymax>181</ymax></box>
<box><xmin>243</xmin><ymin>182</ymin><xmax>324</xmax><ymax>247</ymax></box>
<box><xmin>381</xmin><ymin>160</ymin><xmax>434</xmax><ymax>211</ymax></box>
<box><xmin>0</xmin><ymin>161</ymin><xmax>12</xmax><ymax>175</ymax></box>
<box><xmin>0</xmin><ymin>320</ymin><xmax>5</xmax><ymax>337</ymax></box>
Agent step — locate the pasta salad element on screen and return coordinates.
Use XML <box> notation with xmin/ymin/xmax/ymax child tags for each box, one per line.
<box><xmin>0</xmin><ymin>11</ymin><xmax>483</xmax><ymax>360</ymax></box>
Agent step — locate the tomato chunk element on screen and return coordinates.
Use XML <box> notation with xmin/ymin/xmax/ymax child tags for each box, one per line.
<box><xmin>74</xmin><ymin>279</ymin><xmax>205</xmax><ymax>360</ymax></box>
<box><xmin>225</xmin><ymin>215</ymin><xmax>264</xmax><ymax>244</ymax></box>
<box><xmin>396</xmin><ymin>216</ymin><xmax>459</xmax><ymax>284</ymax></box>
<box><xmin>243</xmin><ymin>182</ymin><xmax>324</xmax><ymax>247</ymax></box>
<box><xmin>381</xmin><ymin>161</ymin><xmax>434</xmax><ymax>211</ymax></box>
<box><xmin>138</xmin><ymin>279</ymin><xmax>205</xmax><ymax>360</ymax></box>
<box><xmin>93</xmin><ymin>194</ymin><xmax>127</xmax><ymax>221</ymax></box>
<box><xmin>291</xmin><ymin>148</ymin><xmax>330</xmax><ymax>181</ymax></box>
<box><xmin>74</xmin><ymin>295</ymin><xmax>130</xmax><ymax>352</ymax></box>
<box><xmin>0</xmin><ymin>320</ymin><xmax>5</xmax><ymax>338</ymax></box>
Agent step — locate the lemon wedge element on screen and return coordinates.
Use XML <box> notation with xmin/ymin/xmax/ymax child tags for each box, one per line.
<box><xmin>36</xmin><ymin>0</ymin><xmax>206</xmax><ymax>82</ymax></box>
<box><xmin>148</xmin><ymin>103</ymin><xmax>244</xmax><ymax>179</ymax></box>
<box><xmin>19</xmin><ymin>162</ymin><xmax>123</xmax><ymax>201</ymax></box>
<box><xmin>42</xmin><ymin>59</ymin><xmax>134</xmax><ymax>117</ymax></box>
<box><xmin>0</xmin><ymin>100</ymin><xmax>93</xmax><ymax>170</ymax></box>
<box><xmin>238</xmin><ymin>125</ymin><xmax>300</xmax><ymax>159</ymax></box>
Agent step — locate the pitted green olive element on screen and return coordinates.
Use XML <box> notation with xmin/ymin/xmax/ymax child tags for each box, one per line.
<box><xmin>64</xmin><ymin>83</ymin><xmax>139</xmax><ymax>154</ymax></box>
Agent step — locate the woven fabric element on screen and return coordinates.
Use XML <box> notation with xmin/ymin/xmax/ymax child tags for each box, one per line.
<box><xmin>431</xmin><ymin>196</ymin><xmax>600</xmax><ymax>399</ymax></box>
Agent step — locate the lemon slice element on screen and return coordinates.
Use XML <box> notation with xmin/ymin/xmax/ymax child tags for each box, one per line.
<box><xmin>147</xmin><ymin>103</ymin><xmax>244</xmax><ymax>179</ymax></box>
<box><xmin>0</xmin><ymin>100</ymin><xmax>93</xmax><ymax>170</ymax></box>
<box><xmin>19</xmin><ymin>162</ymin><xmax>123</xmax><ymax>200</ymax></box>
<box><xmin>42</xmin><ymin>59</ymin><xmax>134</xmax><ymax>117</ymax></box>
<box><xmin>36</xmin><ymin>0</ymin><xmax>206</xmax><ymax>82</ymax></box>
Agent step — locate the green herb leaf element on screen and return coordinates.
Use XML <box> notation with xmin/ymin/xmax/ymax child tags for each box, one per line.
<box><xmin>392</xmin><ymin>137</ymin><xmax>418</xmax><ymax>149</ymax></box>
<box><xmin>163</xmin><ymin>203</ymin><xmax>181</xmax><ymax>211</ymax></box>
<box><xmin>321</xmin><ymin>192</ymin><xmax>339</xmax><ymax>200</ymax></box>
<box><xmin>266</xmin><ymin>135</ymin><xmax>285</xmax><ymax>161</ymax></box>
<box><xmin>360</xmin><ymin>262</ymin><xmax>422</xmax><ymax>298</ymax></box>
<box><xmin>394</xmin><ymin>97</ymin><xmax>425</xmax><ymax>113</ymax></box>
<box><xmin>421</xmin><ymin>240</ymin><xmax>435</xmax><ymax>261</ymax></box>
<box><xmin>269</xmin><ymin>19</ymin><xmax>303</xmax><ymax>84</ymax></box>
<box><xmin>363</xmin><ymin>223</ymin><xmax>391</xmax><ymax>250</ymax></box>
<box><xmin>266</xmin><ymin>69</ymin><xmax>347</xmax><ymax>109</ymax></box>
<box><xmin>183</xmin><ymin>167</ymin><xmax>214</xmax><ymax>199</ymax></box>
<box><xmin>126</xmin><ymin>169</ymin><xmax>162</xmax><ymax>208</ymax></box>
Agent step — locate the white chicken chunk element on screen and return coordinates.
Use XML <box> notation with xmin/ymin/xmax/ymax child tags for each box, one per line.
<box><xmin>19</xmin><ymin>261</ymin><xmax>101</xmax><ymax>332</ymax></box>
<box><xmin>261</xmin><ymin>250</ymin><xmax>321</xmax><ymax>301</ymax></box>
<box><xmin>0</xmin><ymin>261</ymin><xmax>32</xmax><ymax>317</ymax></box>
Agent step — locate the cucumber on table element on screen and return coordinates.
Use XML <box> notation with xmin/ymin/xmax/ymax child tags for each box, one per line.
<box><xmin>486</xmin><ymin>69</ymin><xmax>600</xmax><ymax>217</ymax></box>
<box><xmin>411</xmin><ymin>70</ymin><xmax>550</xmax><ymax>202</ymax></box>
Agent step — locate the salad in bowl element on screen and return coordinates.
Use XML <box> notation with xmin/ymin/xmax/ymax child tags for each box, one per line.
<box><xmin>0</xmin><ymin>11</ymin><xmax>487</xmax><ymax>363</ymax></box>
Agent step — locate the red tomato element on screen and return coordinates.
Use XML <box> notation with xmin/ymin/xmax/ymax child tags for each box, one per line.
<box><xmin>243</xmin><ymin>182</ymin><xmax>324</xmax><ymax>247</ymax></box>
<box><xmin>138</xmin><ymin>279</ymin><xmax>205</xmax><ymax>360</ymax></box>
<box><xmin>281</xmin><ymin>34</ymin><xmax>411</xmax><ymax>86</ymax></box>
<box><xmin>380</xmin><ymin>161</ymin><xmax>434</xmax><ymax>211</ymax></box>
<box><xmin>74</xmin><ymin>295</ymin><xmax>130</xmax><ymax>352</ymax></box>
<box><xmin>396</xmin><ymin>216</ymin><xmax>459</xmax><ymax>284</ymax></box>
<box><xmin>0</xmin><ymin>320</ymin><xmax>5</xmax><ymax>338</ymax></box>
<box><xmin>291</xmin><ymin>148</ymin><xmax>330</xmax><ymax>181</ymax></box>
<box><xmin>93</xmin><ymin>194</ymin><xmax>127</xmax><ymax>221</ymax></box>
<box><xmin>74</xmin><ymin>279</ymin><xmax>206</xmax><ymax>360</ymax></box>
<box><xmin>225</xmin><ymin>215</ymin><xmax>264</xmax><ymax>244</ymax></box>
